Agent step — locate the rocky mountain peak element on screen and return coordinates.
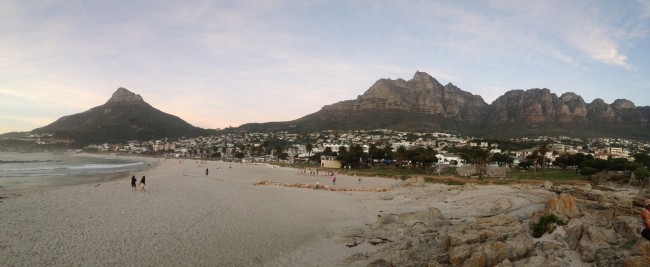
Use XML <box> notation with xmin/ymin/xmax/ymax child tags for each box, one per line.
<box><xmin>105</xmin><ymin>87</ymin><xmax>144</xmax><ymax>105</ymax></box>
<box><xmin>409</xmin><ymin>71</ymin><xmax>443</xmax><ymax>90</ymax></box>
<box><xmin>612</xmin><ymin>99</ymin><xmax>636</xmax><ymax>109</ymax></box>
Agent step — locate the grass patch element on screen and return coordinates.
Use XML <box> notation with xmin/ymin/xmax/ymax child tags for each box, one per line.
<box><xmin>532</xmin><ymin>214</ymin><xmax>567</xmax><ymax>238</ymax></box>
<box><xmin>442</xmin><ymin>179</ymin><xmax>466</xmax><ymax>186</ymax></box>
<box><xmin>508</xmin><ymin>168</ymin><xmax>584</xmax><ymax>181</ymax></box>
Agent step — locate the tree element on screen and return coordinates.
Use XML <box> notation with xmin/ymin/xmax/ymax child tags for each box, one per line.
<box><xmin>526</xmin><ymin>152</ymin><xmax>541</xmax><ymax>178</ymax></box>
<box><xmin>396</xmin><ymin>146</ymin><xmax>407</xmax><ymax>168</ymax></box>
<box><xmin>553</xmin><ymin>154</ymin><xmax>569</xmax><ymax>170</ymax></box>
<box><xmin>580</xmin><ymin>167</ymin><xmax>597</xmax><ymax>178</ymax></box>
<box><xmin>490</xmin><ymin>153</ymin><xmax>513</xmax><ymax>167</ymax></box>
<box><xmin>473</xmin><ymin>148</ymin><xmax>491</xmax><ymax>178</ymax></box>
<box><xmin>460</xmin><ymin>147</ymin><xmax>490</xmax><ymax>178</ymax></box>
<box><xmin>568</xmin><ymin>153</ymin><xmax>588</xmax><ymax>173</ymax></box>
<box><xmin>412</xmin><ymin>147</ymin><xmax>438</xmax><ymax>174</ymax></box>
<box><xmin>309</xmin><ymin>152</ymin><xmax>323</xmax><ymax>164</ymax></box>
<box><xmin>274</xmin><ymin>145</ymin><xmax>285</xmax><ymax>160</ymax></box>
<box><xmin>305</xmin><ymin>143</ymin><xmax>313</xmax><ymax>159</ymax></box>
<box><xmin>383</xmin><ymin>144</ymin><xmax>393</xmax><ymax>159</ymax></box>
<box><xmin>634</xmin><ymin>153</ymin><xmax>650</xmax><ymax>168</ymax></box>
<box><xmin>537</xmin><ymin>141</ymin><xmax>550</xmax><ymax>176</ymax></box>
<box><xmin>519</xmin><ymin>160</ymin><xmax>532</xmax><ymax>169</ymax></box>
<box><xmin>337</xmin><ymin>144</ymin><xmax>367</xmax><ymax>168</ymax></box>
<box><xmin>322</xmin><ymin>147</ymin><xmax>335</xmax><ymax>156</ymax></box>
<box><xmin>635</xmin><ymin>167</ymin><xmax>650</xmax><ymax>187</ymax></box>
<box><xmin>368</xmin><ymin>144</ymin><xmax>383</xmax><ymax>166</ymax></box>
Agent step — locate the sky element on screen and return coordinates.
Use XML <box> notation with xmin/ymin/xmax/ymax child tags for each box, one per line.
<box><xmin>1</xmin><ymin>0</ymin><xmax>650</xmax><ymax>134</ymax></box>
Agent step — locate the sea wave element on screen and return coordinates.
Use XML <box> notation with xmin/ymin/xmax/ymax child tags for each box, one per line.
<box><xmin>67</xmin><ymin>162</ymin><xmax>144</xmax><ymax>170</ymax></box>
<box><xmin>0</xmin><ymin>162</ymin><xmax>143</xmax><ymax>171</ymax></box>
<box><xmin>0</xmin><ymin>160</ymin><xmax>56</xmax><ymax>164</ymax></box>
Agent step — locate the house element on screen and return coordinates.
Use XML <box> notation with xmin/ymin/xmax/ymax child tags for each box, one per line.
<box><xmin>321</xmin><ymin>155</ymin><xmax>342</xmax><ymax>169</ymax></box>
<box><xmin>436</xmin><ymin>153</ymin><xmax>463</xmax><ymax>166</ymax></box>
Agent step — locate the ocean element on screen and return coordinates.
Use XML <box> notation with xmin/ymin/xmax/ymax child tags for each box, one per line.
<box><xmin>0</xmin><ymin>152</ymin><xmax>150</xmax><ymax>191</ymax></box>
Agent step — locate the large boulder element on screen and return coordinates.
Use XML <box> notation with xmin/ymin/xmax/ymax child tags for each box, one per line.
<box><xmin>486</xmin><ymin>165</ymin><xmax>509</xmax><ymax>177</ymax></box>
<box><xmin>543</xmin><ymin>193</ymin><xmax>580</xmax><ymax>221</ymax></box>
<box><xmin>443</xmin><ymin>216</ymin><xmax>535</xmax><ymax>266</ymax></box>
<box><xmin>456</xmin><ymin>165</ymin><xmax>477</xmax><ymax>177</ymax></box>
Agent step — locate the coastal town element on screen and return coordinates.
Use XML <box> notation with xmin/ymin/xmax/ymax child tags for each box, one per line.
<box><xmin>71</xmin><ymin>129</ymin><xmax>648</xmax><ymax>169</ymax></box>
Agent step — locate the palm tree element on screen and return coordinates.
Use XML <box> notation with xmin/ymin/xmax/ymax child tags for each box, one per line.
<box><xmin>538</xmin><ymin>141</ymin><xmax>550</xmax><ymax>176</ymax></box>
<box><xmin>396</xmin><ymin>146</ymin><xmax>407</xmax><ymax>168</ymax></box>
<box><xmin>473</xmin><ymin>148</ymin><xmax>490</xmax><ymax>178</ymax></box>
<box><xmin>305</xmin><ymin>143</ymin><xmax>313</xmax><ymax>160</ymax></box>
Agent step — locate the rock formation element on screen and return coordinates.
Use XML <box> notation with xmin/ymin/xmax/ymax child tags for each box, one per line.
<box><xmin>343</xmin><ymin>183</ymin><xmax>650</xmax><ymax>266</ymax></box>
<box><xmin>104</xmin><ymin>87</ymin><xmax>145</xmax><ymax>105</ymax></box>
<box><xmin>240</xmin><ymin>71</ymin><xmax>650</xmax><ymax>139</ymax></box>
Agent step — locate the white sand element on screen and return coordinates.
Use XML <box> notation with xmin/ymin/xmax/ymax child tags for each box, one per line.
<box><xmin>0</xmin><ymin>159</ymin><xmax>553</xmax><ymax>266</ymax></box>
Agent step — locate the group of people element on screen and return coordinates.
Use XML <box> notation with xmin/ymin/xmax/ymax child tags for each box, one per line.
<box><xmin>301</xmin><ymin>168</ymin><xmax>319</xmax><ymax>175</ymax></box>
<box><xmin>131</xmin><ymin>175</ymin><xmax>146</xmax><ymax>192</ymax></box>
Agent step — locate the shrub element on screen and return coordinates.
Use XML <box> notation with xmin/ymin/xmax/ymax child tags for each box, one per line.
<box><xmin>532</xmin><ymin>214</ymin><xmax>567</xmax><ymax>238</ymax></box>
<box><xmin>580</xmin><ymin>167</ymin><xmax>597</xmax><ymax>177</ymax></box>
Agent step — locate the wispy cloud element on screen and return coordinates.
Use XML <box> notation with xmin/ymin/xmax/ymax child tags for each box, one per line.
<box><xmin>487</xmin><ymin>0</ymin><xmax>636</xmax><ymax>68</ymax></box>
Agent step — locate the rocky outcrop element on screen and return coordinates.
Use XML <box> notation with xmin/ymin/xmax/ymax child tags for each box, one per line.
<box><xmin>245</xmin><ymin>71</ymin><xmax>650</xmax><ymax>139</ymax></box>
<box><xmin>321</xmin><ymin>71</ymin><xmax>489</xmax><ymax>123</ymax></box>
<box><xmin>346</xmin><ymin>184</ymin><xmax>650</xmax><ymax>266</ymax></box>
<box><xmin>104</xmin><ymin>87</ymin><xmax>144</xmax><ymax>105</ymax></box>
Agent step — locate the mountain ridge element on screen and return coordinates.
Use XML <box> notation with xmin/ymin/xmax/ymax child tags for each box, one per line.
<box><xmin>240</xmin><ymin>71</ymin><xmax>650</xmax><ymax>140</ymax></box>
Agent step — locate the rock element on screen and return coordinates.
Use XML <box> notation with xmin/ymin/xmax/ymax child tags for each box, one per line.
<box><xmin>105</xmin><ymin>87</ymin><xmax>144</xmax><ymax>105</ymax></box>
<box><xmin>566</xmin><ymin>224</ymin><xmax>583</xmax><ymax>250</ymax></box>
<box><xmin>398</xmin><ymin>207</ymin><xmax>444</xmax><ymax>227</ymax></box>
<box><xmin>489</xmin><ymin>198</ymin><xmax>513</xmax><ymax>215</ymax></box>
<box><xmin>544</xmin><ymin>193</ymin><xmax>580</xmax><ymax>221</ymax></box>
<box><xmin>402</xmin><ymin>176</ymin><xmax>425</xmax><ymax>187</ymax></box>
<box><xmin>612</xmin><ymin>216</ymin><xmax>639</xmax><ymax>239</ymax></box>
<box><xmin>443</xmin><ymin>216</ymin><xmax>534</xmax><ymax>266</ymax></box>
<box><xmin>456</xmin><ymin>165</ymin><xmax>478</xmax><ymax>177</ymax></box>
<box><xmin>486</xmin><ymin>165</ymin><xmax>509</xmax><ymax>177</ymax></box>
<box><xmin>543</xmin><ymin>181</ymin><xmax>553</xmax><ymax>189</ymax></box>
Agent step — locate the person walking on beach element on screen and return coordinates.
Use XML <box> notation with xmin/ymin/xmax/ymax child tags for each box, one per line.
<box><xmin>140</xmin><ymin>176</ymin><xmax>146</xmax><ymax>192</ymax></box>
<box><xmin>131</xmin><ymin>175</ymin><xmax>137</xmax><ymax>191</ymax></box>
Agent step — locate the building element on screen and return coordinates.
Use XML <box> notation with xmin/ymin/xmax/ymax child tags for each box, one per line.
<box><xmin>321</xmin><ymin>155</ymin><xmax>342</xmax><ymax>169</ymax></box>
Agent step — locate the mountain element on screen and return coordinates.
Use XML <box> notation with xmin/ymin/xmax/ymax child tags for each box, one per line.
<box><xmin>32</xmin><ymin>88</ymin><xmax>209</xmax><ymax>143</ymax></box>
<box><xmin>240</xmin><ymin>71</ymin><xmax>650</xmax><ymax>140</ymax></box>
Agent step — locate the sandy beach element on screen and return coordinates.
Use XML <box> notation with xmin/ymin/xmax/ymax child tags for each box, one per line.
<box><xmin>0</xmin><ymin>158</ymin><xmax>401</xmax><ymax>266</ymax></box>
<box><xmin>4</xmin><ymin>157</ymin><xmax>638</xmax><ymax>266</ymax></box>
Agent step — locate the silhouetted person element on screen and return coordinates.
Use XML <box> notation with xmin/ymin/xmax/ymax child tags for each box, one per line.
<box><xmin>131</xmin><ymin>175</ymin><xmax>137</xmax><ymax>191</ymax></box>
<box><xmin>140</xmin><ymin>176</ymin><xmax>146</xmax><ymax>192</ymax></box>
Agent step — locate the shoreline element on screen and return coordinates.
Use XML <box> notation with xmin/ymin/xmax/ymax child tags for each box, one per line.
<box><xmin>0</xmin><ymin>152</ymin><xmax>159</xmax><ymax>195</ymax></box>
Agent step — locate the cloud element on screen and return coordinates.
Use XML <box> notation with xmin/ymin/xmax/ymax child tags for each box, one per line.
<box><xmin>487</xmin><ymin>0</ymin><xmax>634</xmax><ymax>68</ymax></box>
